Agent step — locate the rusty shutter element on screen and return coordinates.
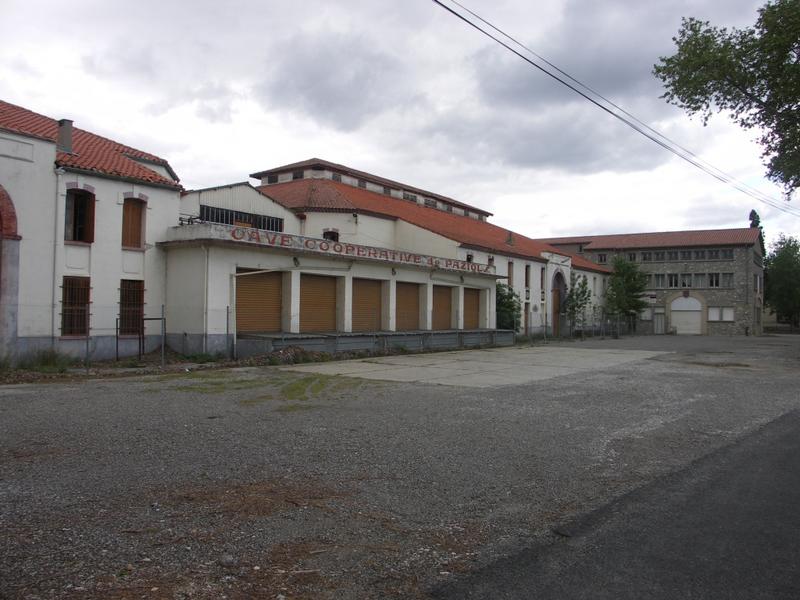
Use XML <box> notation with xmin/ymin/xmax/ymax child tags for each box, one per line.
<box><xmin>236</xmin><ymin>271</ymin><xmax>282</xmax><ymax>333</ymax></box>
<box><xmin>464</xmin><ymin>288</ymin><xmax>480</xmax><ymax>329</ymax></box>
<box><xmin>300</xmin><ymin>274</ymin><xmax>337</xmax><ymax>333</ymax></box>
<box><xmin>432</xmin><ymin>285</ymin><xmax>452</xmax><ymax>330</ymax></box>
<box><xmin>352</xmin><ymin>278</ymin><xmax>382</xmax><ymax>332</ymax></box>
<box><xmin>395</xmin><ymin>282</ymin><xmax>420</xmax><ymax>331</ymax></box>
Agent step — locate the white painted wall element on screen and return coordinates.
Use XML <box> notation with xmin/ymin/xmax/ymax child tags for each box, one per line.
<box><xmin>0</xmin><ymin>130</ymin><xmax>181</xmax><ymax>346</ymax></box>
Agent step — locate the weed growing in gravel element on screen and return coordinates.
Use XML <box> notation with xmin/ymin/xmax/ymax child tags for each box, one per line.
<box><xmin>182</xmin><ymin>352</ymin><xmax>223</xmax><ymax>364</ymax></box>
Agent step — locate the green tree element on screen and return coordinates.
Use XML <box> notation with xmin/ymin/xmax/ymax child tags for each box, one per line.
<box><xmin>765</xmin><ymin>234</ymin><xmax>800</xmax><ymax>326</ymax></box>
<box><xmin>749</xmin><ymin>209</ymin><xmax>767</xmax><ymax>255</ymax></box>
<box><xmin>564</xmin><ymin>272</ymin><xmax>592</xmax><ymax>336</ymax></box>
<box><xmin>496</xmin><ymin>282</ymin><xmax>522</xmax><ymax>330</ymax></box>
<box><xmin>653</xmin><ymin>0</ymin><xmax>800</xmax><ymax>197</ymax></box>
<box><xmin>605</xmin><ymin>256</ymin><xmax>649</xmax><ymax>322</ymax></box>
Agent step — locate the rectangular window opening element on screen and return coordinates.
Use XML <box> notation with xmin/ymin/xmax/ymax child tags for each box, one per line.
<box><xmin>119</xmin><ymin>279</ymin><xmax>145</xmax><ymax>335</ymax></box>
<box><xmin>65</xmin><ymin>189</ymin><xmax>95</xmax><ymax>243</ymax></box>
<box><xmin>122</xmin><ymin>198</ymin><xmax>145</xmax><ymax>248</ymax></box>
<box><xmin>61</xmin><ymin>276</ymin><xmax>90</xmax><ymax>336</ymax></box>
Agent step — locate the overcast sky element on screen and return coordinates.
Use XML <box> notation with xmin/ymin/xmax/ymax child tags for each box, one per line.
<box><xmin>2</xmin><ymin>0</ymin><xmax>797</xmax><ymax>247</ymax></box>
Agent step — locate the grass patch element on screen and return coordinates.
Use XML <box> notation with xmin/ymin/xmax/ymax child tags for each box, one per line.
<box><xmin>16</xmin><ymin>349</ymin><xmax>78</xmax><ymax>373</ymax></box>
<box><xmin>275</xmin><ymin>403</ymin><xmax>321</xmax><ymax>413</ymax></box>
<box><xmin>181</xmin><ymin>352</ymin><xmax>223</xmax><ymax>364</ymax></box>
<box><xmin>239</xmin><ymin>393</ymin><xmax>275</xmax><ymax>407</ymax></box>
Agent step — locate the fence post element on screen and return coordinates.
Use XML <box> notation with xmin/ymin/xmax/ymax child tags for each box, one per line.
<box><xmin>85</xmin><ymin>302</ymin><xmax>90</xmax><ymax>374</ymax></box>
<box><xmin>160</xmin><ymin>305</ymin><xmax>166</xmax><ymax>368</ymax></box>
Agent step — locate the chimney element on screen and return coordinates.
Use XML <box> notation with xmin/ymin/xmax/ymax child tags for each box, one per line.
<box><xmin>506</xmin><ymin>230</ymin><xmax>514</xmax><ymax>245</ymax></box>
<box><xmin>57</xmin><ymin>119</ymin><xmax>73</xmax><ymax>153</ymax></box>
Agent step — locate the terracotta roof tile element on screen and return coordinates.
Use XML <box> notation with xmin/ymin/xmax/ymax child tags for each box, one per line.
<box><xmin>542</xmin><ymin>228</ymin><xmax>762</xmax><ymax>250</ymax></box>
<box><xmin>258</xmin><ymin>179</ymin><xmax>610</xmax><ymax>273</ymax></box>
<box><xmin>251</xmin><ymin>158</ymin><xmax>491</xmax><ymax>216</ymax></box>
<box><xmin>0</xmin><ymin>100</ymin><xmax>180</xmax><ymax>189</ymax></box>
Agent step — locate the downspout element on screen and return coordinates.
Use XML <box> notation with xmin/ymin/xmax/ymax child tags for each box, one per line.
<box><xmin>52</xmin><ymin>167</ymin><xmax>65</xmax><ymax>345</ymax></box>
<box><xmin>203</xmin><ymin>244</ymin><xmax>209</xmax><ymax>353</ymax></box>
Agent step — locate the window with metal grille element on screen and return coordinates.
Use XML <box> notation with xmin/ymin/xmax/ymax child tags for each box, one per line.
<box><xmin>199</xmin><ymin>205</ymin><xmax>283</xmax><ymax>232</ymax></box>
<box><xmin>654</xmin><ymin>251</ymin><xmax>665</xmax><ymax>261</ymax></box>
<box><xmin>680</xmin><ymin>250</ymin><xmax>692</xmax><ymax>260</ymax></box>
<box><xmin>667</xmin><ymin>251</ymin><xmax>679</xmax><ymax>261</ymax></box>
<box><xmin>61</xmin><ymin>276</ymin><xmax>90</xmax><ymax>336</ymax></box>
<box><xmin>292</xmin><ymin>170</ymin><xmax>304</xmax><ymax>180</ymax></box>
<box><xmin>119</xmin><ymin>280</ymin><xmax>144</xmax><ymax>335</ymax></box>
<box><xmin>424</xmin><ymin>198</ymin><xmax>436</xmax><ymax>208</ymax></box>
<box><xmin>266</xmin><ymin>174</ymin><xmax>278</xmax><ymax>184</ymax></box>
<box><xmin>403</xmin><ymin>192</ymin><xmax>417</xmax><ymax>202</ymax></box>
<box><xmin>332</xmin><ymin>172</ymin><xmax>342</xmax><ymax>182</ymax></box>
<box><xmin>65</xmin><ymin>189</ymin><xmax>95</xmax><ymax>243</ymax></box>
<box><xmin>721</xmin><ymin>249</ymin><xmax>734</xmax><ymax>260</ymax></box>
<box><xmin>122</xmin><ymin>198</ymin><xmax>145</xmax><ymax>248</ymax></box>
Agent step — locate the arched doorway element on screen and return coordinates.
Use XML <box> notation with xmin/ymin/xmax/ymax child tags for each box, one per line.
<box><xmin>0</xmin><ymin>183</ymin><xmax>21</xmax><ymax>355</ymax></box>
<box><xmin>551</xmin><ymin>271</ymin><xmax>567</xmax><ymax>337</ymax></box>
<box><xmin>670</xmin><ymin>295</ymin><xmax>702</xmax><ymax>334</ymax></box>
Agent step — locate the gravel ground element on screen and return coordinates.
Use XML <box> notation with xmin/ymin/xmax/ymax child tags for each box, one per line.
<box><xmin>1</xmin><ymin>335</ymin><xmax>799</xmax><ymax>599</ymax></box>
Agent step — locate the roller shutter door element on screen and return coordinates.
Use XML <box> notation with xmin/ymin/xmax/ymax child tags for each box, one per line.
<box><xmin>352</xmin><ymin>278</ymin><xmax>382</xmax><ymax>332</ymax></box>
<box><xmin>396</xmin><ymin>282</ymin><xmax>420</xmax><ymax>331</ymax></box>
<box><xmin>300</xmin><ymin>274</ymin><xmax>337</xmax><ymax>333</ymax></box>
<box><xmin>236</xmin><ymin>271</ymin><xmax>282</xmax><ymax>333</ymax></box>
<box><xmin>432</xmin><ymin>285</ymin><xmax>452</xmax><ymax>330</ymax></box>
<box><xmin>464</xmin><ymin>288</ymin><xmax>480</xmax><ymax>329</ymax></box>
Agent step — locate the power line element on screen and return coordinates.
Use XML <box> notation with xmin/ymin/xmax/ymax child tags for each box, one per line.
<box><xmin>432</xmin><ymin>0</ymin><xmax>800</xmax><ymax>218</ymax></box>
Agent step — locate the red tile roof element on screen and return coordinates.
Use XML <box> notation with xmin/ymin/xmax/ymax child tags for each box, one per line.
<box><xmin>251</xmin><ymin>158</ymin><xmax>492</xmax><ymax>217</ymax></box>
<box><xmin>541</xmin><ymin>228</ymin><xmax>762</xmax><ymax>250</ymax></box>
<box><xmin>257</xmin><ymin>179</ymin><xmax>610</xmax><ymax>273</ymax></box>
<box><xmin>0</xmin><ymin>100</ymin><xmax>180</xmax><ymax>189</ymax></box>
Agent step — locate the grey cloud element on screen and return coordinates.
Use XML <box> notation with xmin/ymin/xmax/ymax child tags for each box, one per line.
<box><xmin>252</xmin><ymin>33</ymin><xmax>420</xmax><ymax>131</ymax></box>
<box><xmin>424</xmin><ymin>100</ymin><xmax>671</xmax><ymax>175</ymax></box>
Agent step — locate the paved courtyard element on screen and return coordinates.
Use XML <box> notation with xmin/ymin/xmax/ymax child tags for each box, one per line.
<box><xmin>1</xmin><ymin>335</ymin><xmax>798</xmax><ymax>599</ymax></box>
<box><xmin>282</xmin><ymin>346</ymin><xmax>666</xmax><ymax>387</ymax></box>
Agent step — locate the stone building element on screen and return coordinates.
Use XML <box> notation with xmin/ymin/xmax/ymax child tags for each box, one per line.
<box><xmin>543</xmin><ymin>229</ymin><xmax>764</xmax><ymax>335</ymax></box>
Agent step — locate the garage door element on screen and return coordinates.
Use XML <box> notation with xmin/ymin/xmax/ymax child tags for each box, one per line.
<box><xmin>671</xmin><ymin>296</ymin><xmax>702</xmax><ymax>335</ymax></box>
<box><xmin>352</xmin><ymin>278</ymin><xmax>382</xmax><ymax>332</ymax></box>
<box><xmin>300</xmin><ymin>274</ymin><xmax>337</xmax><ymax>333</ymax></box>
<box><xmin>432</xmin><ymin>285</ymin><xmax>452</xmax><ymax>330</ymax></box>
<box><xmin>236</xmin><ymin>271</ymin><xmax>282</xmax><ymax>333</ymax></box>
<box><xmin>464</xmin><ymin>288</ymin><xmax>480</xmax><ymax>329</ymax></box>
<box><xmin>396</xmin><ymin>282</ymin><xmax>420</xmax><ymax>331</ymax></box>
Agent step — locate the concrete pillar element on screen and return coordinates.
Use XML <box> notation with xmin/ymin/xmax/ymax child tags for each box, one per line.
<box><xmin>382</xmin><ymin>279</ymin><xmax>396</xmax><ymax>331</ymax></box>
<box><xmin>453</xmin><ymin>286</ymin><xmax>464</xmax><ymax>329</ymax></box>
<box><xmin>420</xmin><ymin>281</ymin><xmax>433</xmax><ymax>330</ymax></box>
<box><xmin>282</xmin><ymin>270</ymin><xmax>301</xmax><ymax>333</ymax></box>
<box><xmin>337</xmin><ymin>273</ymin><xmax>352</xmax><ymax>332</ymax></box>
<box><xmin>480</xmin><ymin>285</ymin><xmax>495</xmax><ymax>329</ymax></box>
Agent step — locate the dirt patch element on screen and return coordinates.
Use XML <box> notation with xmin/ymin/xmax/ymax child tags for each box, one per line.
<box><xmin>165</xmin><ymin>479</ymin><xmax>347</xmax><ymax>518</ymax></box>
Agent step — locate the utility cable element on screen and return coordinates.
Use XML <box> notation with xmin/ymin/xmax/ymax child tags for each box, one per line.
<box><xmin>432</xmin><ymin>0</ymin><xmax>800</xmax><ymax>217</ymax></box>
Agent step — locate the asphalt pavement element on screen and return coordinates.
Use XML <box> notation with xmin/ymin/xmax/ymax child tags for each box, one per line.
<box><xmin>434</xmin><ymin>409</ymin><xmax>800</xmax><ymax>599</ymax></box>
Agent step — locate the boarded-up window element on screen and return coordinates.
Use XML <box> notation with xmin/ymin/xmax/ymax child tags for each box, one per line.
<box><xmin>122</xmin><ymin>198</ymin><xmax>145</xmax><ymax>248</ymax></box>
<box><xmin>464</xmin><ymin>288</ymin><xmax>480</xmax><ymax>329</ymax></box>
<box><xmin>432</xmin><ymin>285</ymin><xmax>452</xmax><ymax>330</ymax></box>
<box><xmin>236</xmin><ymin>271</ymin><xmax>282</xmax><ymax>333</ymax></box>
<box><xmin>119</xmin><ymin>279</ymin><xmax>144</xmax><ymax>335</ymax></box>
<box><xmin>61</xmin><ymin>276</ymin><xmax>90</xmax><ymax>336</ymax></box>
<box><xmin>395</xmin><ymin>282</ymin><xmax>420</xmax><ymax>331</ymax></box>
<box><xmin>65</xmin><ymin>189</ymin><xmax>95</xmax><ymax>243</ymax></box>
<box><xmin>352</xmin><ymin>278</ymin><xmax>382</xmax><ymax>332</ymax></box>
<box><xmin>300</xmin><ymin>274</ymin><xmax>337</xmax><ymax>333</ymax></box>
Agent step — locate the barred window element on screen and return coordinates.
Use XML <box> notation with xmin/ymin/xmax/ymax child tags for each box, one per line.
<box><xmin>708</xmin><ymin>249</ymin><xmax>720</xmax><ymax>260</ymax></box>
<box><xmin>199</xmin><ymin>205</ymin><xmax>283</xmax><ymax>232</ymax></box>
<box><xmin>667</xmin><ymin>251</ymin><xmax>679</xmax><ymax>261</ymax></box>
<box><xmin>654</xmin><ymin>251</ymin><xmax>665</xmax><ymax>261</ymax></box>
<box><xmin>119</xmin><ymin>280</ymin><xmax>144</xmax><ymax>336</ymax></box>
<box><xmin>61</xmin><ymin>276</ymin><xmax>90</xmax><ymax>336</ymax></box>
<box><xmin>65</xmin><ymin>189</ymin><xmax>95</xmax><ymax>243</ymax></box>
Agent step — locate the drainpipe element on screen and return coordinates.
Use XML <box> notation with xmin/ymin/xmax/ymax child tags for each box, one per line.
<box><xmin>52</xmin><ymin>167</ymin><xmax>65</xmax><ymax>345</ymax></box>
<box><xmin>203</xmin><ymin>244</ymin><xmax>209</xmax><ymax>353</ymax></box>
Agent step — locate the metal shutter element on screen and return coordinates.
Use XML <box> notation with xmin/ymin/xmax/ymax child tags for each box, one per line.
<box><xmin>300</xmin><ymin>274</ymin><xmax>337</xmax><ymax>333</ymax></box>
<box><xmin>236</xmin><ymin>271</ymin><xmax>282</xmax><ymax>333</ymax></box>
<box><xmin>352</xmin><ymin>278</ymin><xmax>382</xmax><ymax>332</ymax></box>
<box><xmin>395</xmin><ymin>282</ymin><xmax>420</xmax><ymax>331</ymax></box>
<box><xmin>464</xmin><ymin>288</ymin><xmax>480</xmax><ymax>329</ymax></box>
<box><xmin>432</xmin><ymin>285</ymin><xmax>452</xmax><ymax>330</ymax></box>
